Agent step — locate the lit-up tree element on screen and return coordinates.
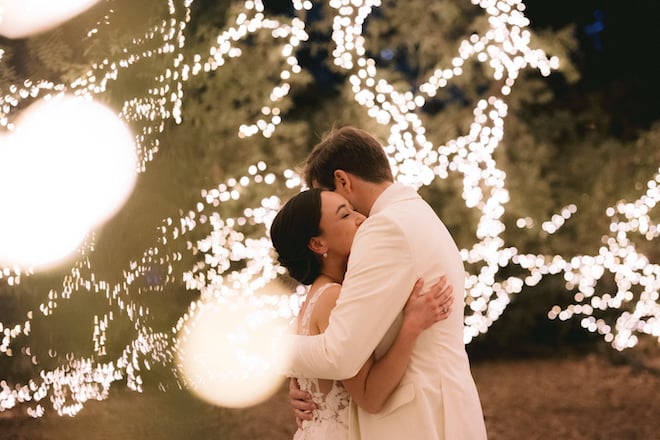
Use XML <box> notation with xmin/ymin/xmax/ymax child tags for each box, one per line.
<box><xmin>0</xmin><ymin>0</ymin><xmax>657</xmax><ymax>417</ymax></box>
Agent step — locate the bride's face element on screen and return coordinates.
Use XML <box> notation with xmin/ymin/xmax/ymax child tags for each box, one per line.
<box><xmin>318</xmin><ymin>191</ymin><xmax>365</xmax><ymax>259</ymax></box>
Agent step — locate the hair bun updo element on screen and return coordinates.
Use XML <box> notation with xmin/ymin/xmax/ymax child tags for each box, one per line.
<box><xmin>270</xmin><ymin>189</ymin><xmax>324</xmax><ymax>285</ymax></box>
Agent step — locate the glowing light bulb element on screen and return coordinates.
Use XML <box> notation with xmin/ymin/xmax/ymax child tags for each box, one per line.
<box><xmin>176</xmin><ymin>296</ymin><xmax>291</xmax><ymax>408</ymax></box>
<box><xmin>0</xmin><ymin>0</ymin><xmax>101</xmax><ymax>39</ymax></box>
<box><xmin>0</xmin><ymin>94</ymin><xmax>137</xmax><ymax>269</ymax></box>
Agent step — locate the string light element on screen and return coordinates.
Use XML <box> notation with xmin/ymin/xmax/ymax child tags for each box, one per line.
<box><xmin>0</xmin><ymin>0</ymin><xmax>657</xmax><ymax>418</ymax></box>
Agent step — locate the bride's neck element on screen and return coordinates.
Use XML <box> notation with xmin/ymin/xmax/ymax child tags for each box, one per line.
<box><xmin>319</xmin><ymin>261</ymin><xmax>344</xmax><ymax>284</ymax></box>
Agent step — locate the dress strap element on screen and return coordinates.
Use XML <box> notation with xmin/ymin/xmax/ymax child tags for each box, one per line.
<box><xmin>299</xmin><ymin>283</ymin><xmax>341</xmax><ymax>336</ymax></box>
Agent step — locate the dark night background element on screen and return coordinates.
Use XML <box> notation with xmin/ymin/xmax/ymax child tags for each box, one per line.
<box><xmin>525</xmin><ymin>1</ymin><xmax>660</xmax><ymax>138</ymax></box>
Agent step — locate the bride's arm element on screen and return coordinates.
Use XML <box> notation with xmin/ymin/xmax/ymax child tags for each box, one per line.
<box><xmin>340</xmin><ymin>276</ymin><xmax>453</xmax><ymax>413</ymax></box>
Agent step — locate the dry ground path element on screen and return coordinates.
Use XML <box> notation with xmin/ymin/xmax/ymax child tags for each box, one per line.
<box><xmin>1</xmin><ymin>354</ymin><xmax>658</xmax><ymax>439</ymax></box>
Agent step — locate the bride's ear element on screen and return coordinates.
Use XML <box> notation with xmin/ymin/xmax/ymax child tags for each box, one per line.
<box><xmin>308</xmin><ymin>237</ymin><xmax>326</xmax><ymax>256</ymax></box>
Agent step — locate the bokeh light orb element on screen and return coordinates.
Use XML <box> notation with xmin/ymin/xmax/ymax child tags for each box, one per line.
<box><xmin>0</xmin><ymin>94</ymin><xmax>137</xmax><ymax>269</ymax></box>
<box><xmin>0</xmin><ymin>0</ymin><xmax>101</xmax><ymax>39</ymax></box>
<box><xmin>176</xmin><ymin>296</ymin><xmax>291</xmax><ymax>408</ymax></box>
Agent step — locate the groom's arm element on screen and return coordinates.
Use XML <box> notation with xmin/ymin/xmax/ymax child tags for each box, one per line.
<box><xmin>285</xmin><ymin>215</ymin><xmax>416</xmax><ymax>380</ymax></box>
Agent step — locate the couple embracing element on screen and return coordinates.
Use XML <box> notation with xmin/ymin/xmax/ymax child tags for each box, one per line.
<box><xmin>270</xmin><ymin>126</ymin><xmax>487</xmax><ymax>439</ymax></box>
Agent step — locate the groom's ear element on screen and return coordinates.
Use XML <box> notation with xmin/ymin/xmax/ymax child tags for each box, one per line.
<box><xmin>308</xmin><ymin>237</ymin><xmax>326</xmax><ymax>255</ymax></box>
<box><xmin>333</xmin><ymin>170</ymin><xmax>351</xmax><ymax>192</ymax></box>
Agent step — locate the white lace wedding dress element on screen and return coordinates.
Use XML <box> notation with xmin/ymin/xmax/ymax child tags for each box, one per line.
<box><xmin>292</xmin><ymin>283</ymin><xmax>350</xmax><ymax>439</ymax></box>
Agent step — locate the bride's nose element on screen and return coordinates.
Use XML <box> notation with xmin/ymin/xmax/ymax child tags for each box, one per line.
<box><xmin>356</xmin><ymin>214</ymin><xmax>366</xmax><ymax>226</ymax></box>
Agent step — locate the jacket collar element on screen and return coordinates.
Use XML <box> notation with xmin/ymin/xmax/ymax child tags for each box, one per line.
<box><xmin>369</xmin><ymin>182</ymin><xmax>420</xmax><ymax>216</ymax></box>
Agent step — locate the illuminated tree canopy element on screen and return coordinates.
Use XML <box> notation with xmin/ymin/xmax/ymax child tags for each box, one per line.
<box><xmin>0</xmin><ymin>0</ymin><xmax>658</xmax><ymax>417</ymax></box>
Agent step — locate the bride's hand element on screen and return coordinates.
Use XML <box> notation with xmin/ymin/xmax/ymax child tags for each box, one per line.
<box><xmin>402</xmin><ymin>276</ymin><xmax>454</xmax><ymax>334</ymax></box>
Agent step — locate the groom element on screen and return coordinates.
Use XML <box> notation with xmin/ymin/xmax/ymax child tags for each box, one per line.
<box><xmin>285</xmin><ymin>126</ymin><xmax>487</xmax><ymax>439</ymax></box>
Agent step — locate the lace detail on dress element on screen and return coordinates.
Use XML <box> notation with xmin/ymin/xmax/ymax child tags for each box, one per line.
<box><xmin>293</xmin><ymin>283</ymin><xmax>351</xmax><ymax>440</ymax></box>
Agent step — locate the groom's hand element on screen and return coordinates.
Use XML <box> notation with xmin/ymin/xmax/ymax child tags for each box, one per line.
<box><xmin>289</xmin><ymin>377</ymin><xmax>316</xmax><ymax>428</ymax></box>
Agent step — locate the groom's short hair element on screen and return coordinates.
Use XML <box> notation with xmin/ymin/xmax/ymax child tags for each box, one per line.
<box><xmin>304</xmin><ymin>126</ymin><xmax>394</xmax><ymax>190</ymax></box>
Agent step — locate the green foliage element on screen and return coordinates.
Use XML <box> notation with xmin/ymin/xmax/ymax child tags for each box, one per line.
<box><xmin>89</xmin><ymin>1</ymin><xmax>658</xmax><ymax>354</ymax></box>
<box><xmin>1</xmin><ymin>0</ymin><xmax>657</xmax><ymax>358</ymax></box>
<box><xmin>467</xmin><ymin>278</ymin><xmax>603</xmax><ymax>360</ymax></box>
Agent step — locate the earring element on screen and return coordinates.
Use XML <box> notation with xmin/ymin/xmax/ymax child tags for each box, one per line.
<box><xmin>323</xmin><ymin>252</ymin><xmax>328</xmax><ymax>258</ymax></box>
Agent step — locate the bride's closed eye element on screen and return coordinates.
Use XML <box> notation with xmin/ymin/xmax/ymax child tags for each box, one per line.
<box><xmin>342</xmin><ymin>207</ymin><xmax>358</xmax><ymax>218</ymax></box>
<box><xmin>335</xmin><ymin>204</ymin><xmax>352</xmax><ymax>219</ymax></box>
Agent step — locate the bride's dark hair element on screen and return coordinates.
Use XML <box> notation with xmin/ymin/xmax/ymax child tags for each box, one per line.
<box><xmin>270</xmin><ymin>188</ymin><xmax>323</xmax><ymax>285</ymax></box>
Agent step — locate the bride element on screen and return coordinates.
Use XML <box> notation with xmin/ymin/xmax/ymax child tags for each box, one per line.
<box><xmin>270</xmin><ymin>188</ymin><xmax>454</xmax><ymax>438</ymax></box>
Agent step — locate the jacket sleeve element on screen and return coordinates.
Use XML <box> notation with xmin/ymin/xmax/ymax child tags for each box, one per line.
<box><xmin>285</xmin><ymin>214</ymin><xmax>417</xmax><ymax>380</ymax></box>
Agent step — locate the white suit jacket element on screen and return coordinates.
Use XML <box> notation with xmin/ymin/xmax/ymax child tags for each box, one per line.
<box><xmin>286</xmin><ymin>183</ymin><xmax>487</xmax><ymax>440</ymax></box>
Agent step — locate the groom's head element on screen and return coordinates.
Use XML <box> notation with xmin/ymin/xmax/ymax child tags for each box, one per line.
<box><xmin>303</xmin><ymin>126</ymin><xmax>393</xmax><ymax>215</ymax></box>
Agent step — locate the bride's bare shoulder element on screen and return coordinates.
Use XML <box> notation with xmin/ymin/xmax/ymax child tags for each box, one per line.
<box><xmin>310</xmin><ymin>283</ymin><xmax>342</xmax><ymax>332</ymax></box>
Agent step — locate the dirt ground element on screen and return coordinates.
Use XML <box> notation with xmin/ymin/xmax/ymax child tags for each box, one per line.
<box><xmin>1</xmin><ymin>354</ymin><xmax>659</xmax><ymax>439</ymax></box>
